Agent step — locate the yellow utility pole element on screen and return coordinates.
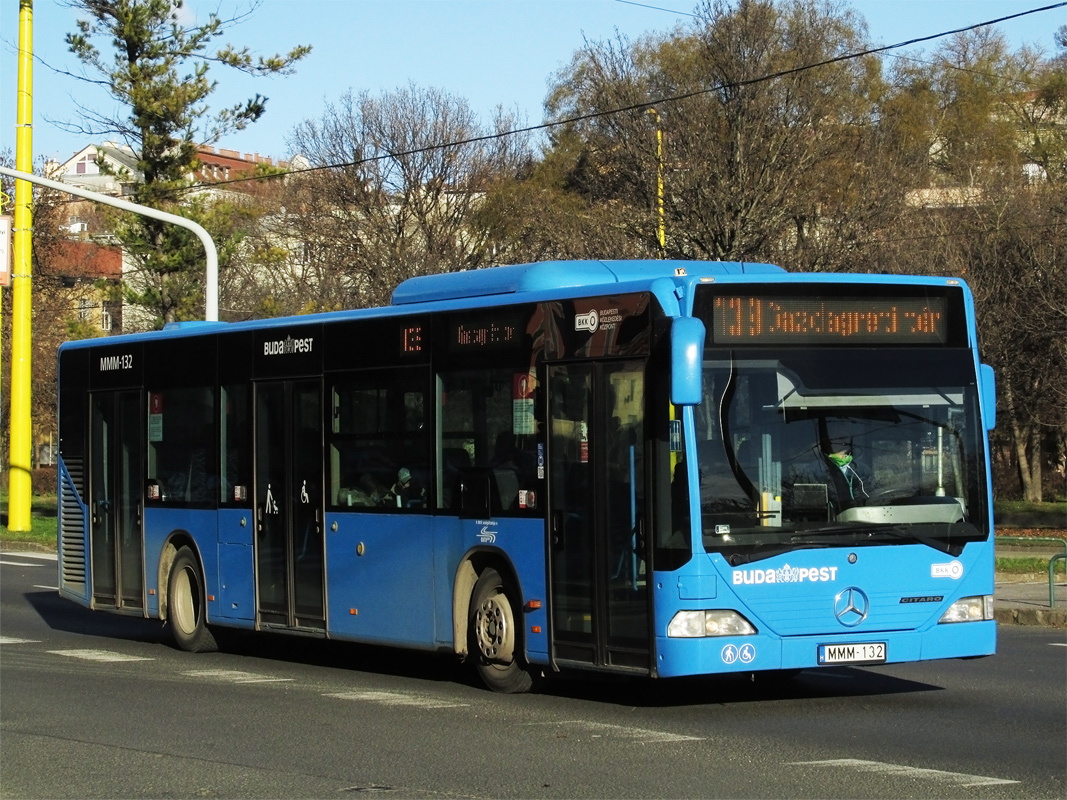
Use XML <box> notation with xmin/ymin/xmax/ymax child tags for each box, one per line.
<box><xmin>647</xmin><ymin>108</ymin><xmax>665</xmax><ymax>259</ymax></box>
<box><xmin>9</xmin><ymin>0</ymin><xmax>34</xmax><ymax>531</ymax></box>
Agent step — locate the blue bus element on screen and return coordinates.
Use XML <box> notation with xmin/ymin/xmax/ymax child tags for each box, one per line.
<box><xmin>56</xmin><ymin>260</ymin><xmax>997</xmax><ymax>692</ymax></box>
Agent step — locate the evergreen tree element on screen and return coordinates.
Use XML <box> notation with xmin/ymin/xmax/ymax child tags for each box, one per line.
<box><xmin>63</xmin><ymin>0</ymin><xmax>310</xmax><ymax>326</ymax></box>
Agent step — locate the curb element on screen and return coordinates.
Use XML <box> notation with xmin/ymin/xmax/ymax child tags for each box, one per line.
<box><xmin>994</xmin><ymin>607</ymin><xmax>1067</xmax><ymax>629</ymax></box>
<box><xmin>0</xmin><ymin>540</ymin><xmax>54</xmax><ymax>553</ymax></box>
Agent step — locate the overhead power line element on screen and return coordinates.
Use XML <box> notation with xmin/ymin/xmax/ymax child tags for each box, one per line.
<box><xmin>179</xmin><ymin>2</ymin><xmax>1067</xmax><ymax>195</ymax></box>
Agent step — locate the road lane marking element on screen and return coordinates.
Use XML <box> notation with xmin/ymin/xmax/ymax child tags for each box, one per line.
<box><xmin>792</xmin><ymin>759</ymin><xmax>1018</xmax><ymax>786</ymax></box>
<box><xmin>49</xmin><ymin>649</ymin><xmax>153</xmax><ymax>663</ymax></box>
<box><xmin>1050</xmin><ymin>642</ymin><xmax>1066</xmax><ymax>647</ymax></box>
<box><xmin>0</xmin><ymin>552</ymin><xmax>57</xmax><ymax>561</ymax></box>
<box><xmin>527</xmin><ymin>720</ymin><xmax>703</xmax><ymax>743</ymax></box>
<box><xmin>0</xmin><ymin>636</ymin><xmax>41</xmax><ymax>644</ymax></box>
<box><xmin>327</xmin><ymin>690</ymin><xmax>468</xmax><ymax>709</ymax></box>
<box><xmin>33</xmin><ymin>584</ymin><xmax>59</xmax><ymax>591</ymax></box>
<box><xmin>0</xmin><ymin>559</ymin><xmax>46</xmax><ymax>567</ymax></box>
<box><xmin>183</xmin><ymin>669</ymin><xmax>293</xmax><ymax>684</ymax></box>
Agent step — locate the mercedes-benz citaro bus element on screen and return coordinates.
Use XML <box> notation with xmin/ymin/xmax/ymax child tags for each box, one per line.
<box><xmin>56</xmin><ymin>260</ymin><xmax>997</xmax><ymax>692</ymax></box>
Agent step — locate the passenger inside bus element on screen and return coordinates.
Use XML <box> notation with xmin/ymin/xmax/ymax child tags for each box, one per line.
<box><xmin>383</xmin><ymin>467</ymin><xmax>425</xmax><ymax>508</ymax></box>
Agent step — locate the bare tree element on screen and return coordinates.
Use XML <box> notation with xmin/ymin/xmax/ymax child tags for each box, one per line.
<box><xmin>539</xmin><ymin>0</ymin><xmax>902</xmax><ymax>268</ymax></box>
<box><xmin>282</xmin><ymin>84</ymin><xmax>532</xmax><ymax>310</ymax></box>
<box><xmin>885</xmin><ymin>29</ymin><xmax>1067</xmax><ymax>500</ymax></box>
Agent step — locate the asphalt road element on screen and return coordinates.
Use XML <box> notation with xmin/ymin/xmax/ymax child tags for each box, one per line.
<box><xmin>2</xmin><ymin>550</ymin><xmax>1065</xmax><ymax>799</ymax></box>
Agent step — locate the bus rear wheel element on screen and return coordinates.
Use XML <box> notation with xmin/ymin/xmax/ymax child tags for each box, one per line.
<box><xmin>167</xmin><ymin>546</ymin><xmax>217</xmax><ymax>653</ymax></box>
<box><xmin>469</xmin><ymin>567</ymin><xmax>534</xmax><ymax>693</ymax></box>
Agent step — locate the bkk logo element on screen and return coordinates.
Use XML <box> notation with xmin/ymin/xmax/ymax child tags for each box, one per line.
<box><xmin>575</xmin><ymin>310</ymin><xmax>599</xmax><ymax>333</ymax></box>
<box><xmin>733</xmin><ymin>563</ymin><xmax>839</xmax><ymax>584</ymax></box>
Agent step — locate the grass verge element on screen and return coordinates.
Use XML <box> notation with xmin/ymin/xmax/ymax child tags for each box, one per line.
<box><xmin>0</xmin><ymin>493</ymin><xmax>58</xmax><ymax>549</ymax></box>
<box><xmin>996</xmin><ymin>557</ymin><xmax>1066</xmax><ymax>575</ymax></box>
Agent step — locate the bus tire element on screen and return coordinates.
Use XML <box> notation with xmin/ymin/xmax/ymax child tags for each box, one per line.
<box><xmin>469</xmin><ymin>567</ymin><xmax>534</xmax><ymax>694</ymax></box>
<box><xmin>167</xmin><ymin>546</ymin><xmax>217</xmax><ymax>653</ymax></box>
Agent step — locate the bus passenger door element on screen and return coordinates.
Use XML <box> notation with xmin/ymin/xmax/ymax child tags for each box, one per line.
<box><xmin>254</xmin><ymin>380</ymin><xmax>325</xmax><ymax>630</ymax></box>
<box><xmin>88</xmin><ymin>390</ymin><xmax>144</xmax><ymax>610</ymax></box>
<box><xmin>547</xmin><ymin>361</ymin><xmax>651</xmax><ymax>672</ymax></box>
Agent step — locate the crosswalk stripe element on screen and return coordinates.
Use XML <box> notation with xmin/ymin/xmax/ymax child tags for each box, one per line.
<box><xmin>327</xmin><ymin>690</ymin><xmax>468</xmax><ymax>709</ymax></box>
<box><xmin>792</xmin><ymin>759</ymin><xmax>1018</xmax><ymax>786</ymax></box>
<box><xmin>526</xmin><ymin>720</ymin><xmax>702</xmax><ymax>743</ymax></box>
<box><xmin>49</xmin><ymin>649</ymin><xmax>153</xmax><ymax>663</ymax></box>
<box><xmin>184</xmin><ymin>669</ymin><xmax>293</xmax><ymax>683</ymax></box>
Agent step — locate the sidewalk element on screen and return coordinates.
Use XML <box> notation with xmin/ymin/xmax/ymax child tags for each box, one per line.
<box><xmin>994</xmin><ymin>538</ymin><xmax>1067</xmax><ymax>628</ymax></box>
<box><xmin>994</xmin><ymin>575</ymin><xmax>1067</xmax><ymax>628</ymax></box>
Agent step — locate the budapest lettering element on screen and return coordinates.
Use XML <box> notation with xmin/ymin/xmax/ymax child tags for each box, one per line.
<box><xmin>263</xmin><ymin>335</ymin><xmax>314</xmax><ymax>356</ymax></box>
<box><xmin>733</xmin><ymin>563</ymin><xmax>839</xmax><ymax>585</ymax></box>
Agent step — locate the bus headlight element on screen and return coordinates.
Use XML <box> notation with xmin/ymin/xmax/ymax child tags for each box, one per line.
<box><xmin>667</xmin><ymin>610</ymin><xmax>757</xmax><ymax>637</ymax></box>
<box><xmin>939</xmin><ymin>595</ymin><xmax>994</xmax><ymax>623</ymax></box>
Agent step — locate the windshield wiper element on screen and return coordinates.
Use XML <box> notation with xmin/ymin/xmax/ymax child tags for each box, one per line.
<box><xmin>790</xmin><ymin>523</ymin><xmax>961</xmax><ymax>555</ymax></box>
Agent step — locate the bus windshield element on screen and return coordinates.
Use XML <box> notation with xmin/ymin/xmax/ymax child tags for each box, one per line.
<box><xmin>690</xmin><ymin>348</ymin><xmax>988</xmax><ymax>563</ymax></box>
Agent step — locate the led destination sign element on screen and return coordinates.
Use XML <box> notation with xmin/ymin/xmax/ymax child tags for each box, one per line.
<box><xmin>448</xmin><ymin>312</ymin><xmax>524</xmax><ymax>353</ymax></box>
<box><xmin>710</xmin><ymin>294</ymin><xmax>948</xmax><ymax>345</ymax></box>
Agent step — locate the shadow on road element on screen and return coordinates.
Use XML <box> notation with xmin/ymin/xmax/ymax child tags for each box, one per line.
<box><xmin>25</xmin><ymin>588</ymin><xmax>942</xmax><ymax>706</ymax></box>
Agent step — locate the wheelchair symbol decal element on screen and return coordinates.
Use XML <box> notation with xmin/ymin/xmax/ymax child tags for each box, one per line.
<box><xmin>721</xmin><ymin>643</ymin><xmax>756</xmax><ymax>665</ymax></box>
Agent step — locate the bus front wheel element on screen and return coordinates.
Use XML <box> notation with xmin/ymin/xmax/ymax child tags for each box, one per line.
<box><xmin>167</xmin><ymin>546</ymin><xmax>218</xmax><ymax>653</ymax></box>
<box><xmin>469</xmin><ymin>567</ymin><xmax>534</xmax><ymax>693</ymax></box>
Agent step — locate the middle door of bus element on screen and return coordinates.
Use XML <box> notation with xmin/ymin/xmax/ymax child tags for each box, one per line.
<box><xmin>254</xmin><ymin>380</ymin><xmax>325</xmax><ymax>629</ymax></box>
<box><xmin>547</xmin><ymin>360</ymin><xmax>651</xmax><ymax>671</ymax></box>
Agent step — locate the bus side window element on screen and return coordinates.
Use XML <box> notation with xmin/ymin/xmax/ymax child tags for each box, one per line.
<box><xmin>146</xmin><ymin>386</ymin><xmax>215</xmax><ymax>505</ymax></box>
<box><xmin>220</xmin><ymin>384</ymin><xmax>251</xmax><ymax>505</ymax></box>
<box><xmin>329</xmin><ymin>371</ymin><xmax>430</xmax><ymax>512</ymax></box>
<box><xmin>438</xmin><ymin>369</ymin><xmax>541</xmax><ymax>515</ymax></box>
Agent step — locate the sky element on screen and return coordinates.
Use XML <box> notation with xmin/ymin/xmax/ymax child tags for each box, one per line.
<box><xmin>1</xmin><ymin>0</ymin><xmax>1064</xmax><ymax>166</ymax></box>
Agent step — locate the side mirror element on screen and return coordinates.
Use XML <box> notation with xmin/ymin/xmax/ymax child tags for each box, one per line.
<box><xmin>979</xmin><ymin>363</ymin><xmax>996</xmax><ymax>431</ymax></box>
<box><xmin>671</xmin><ymin>317</ymin><xmax>705</xmax><ymax>406</ymax></box>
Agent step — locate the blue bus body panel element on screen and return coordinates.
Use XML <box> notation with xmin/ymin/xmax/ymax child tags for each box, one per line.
<box><xmin>324</xmin><ymin>512</ymin><xmax>548</xmax><ymax>656</ymax></box>
<box><xmin>428</xmin><ymin>516</ymin><xmax>549</xmax><ymax>661</ymax></box>
<box><xmin>216</xmin><ymin>508</ymin><xmax>255</xmax><ymax>623</ymax></box>
<box><xmin>325</xmin><ymin>512</ymin><xmax>437</xmax><ymax>647</ymax></box>
<box><xmin>143</xmin><ymin>507</ymin><xmax>219</xmax><ymax>619</ymax></box>
<box><xmin>653</xmin><ymin>541</ymin><xmax>995</xmax><ymax>678</ymax></box>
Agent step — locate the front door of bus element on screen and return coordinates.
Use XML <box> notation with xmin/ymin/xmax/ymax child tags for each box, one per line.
<box><xmin>89</xmin><ymin>390</ymin><xmax>144</xmax><ymax>610</ymax></box>
<box><xmin>548</xmin><ymin>361</ymin><xmax>651</xmax><ymax>671</ymax></box>
<box><xmin>254</xmin><ymin>380</ymin><xmax>325</xmax><ymax>629</ymax></box>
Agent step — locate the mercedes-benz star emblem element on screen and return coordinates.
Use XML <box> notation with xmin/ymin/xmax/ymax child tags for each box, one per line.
<box><xmin>834</xmin><ymin>587</ymin><xmax>870</xmax><ymax>627</ymax></box>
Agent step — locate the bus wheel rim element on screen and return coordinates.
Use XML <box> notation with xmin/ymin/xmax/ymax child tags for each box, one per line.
<box><xmin>173</xmin><ymin>567</ymin><xmax>197</xmax><ymax>635</ymax></box>
<box><xmin>476</xmin><ymin>594</ymin><xmax>514</xmax><ymax>663</ymax></box>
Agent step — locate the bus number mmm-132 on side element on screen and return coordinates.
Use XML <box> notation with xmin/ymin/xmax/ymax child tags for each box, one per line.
<box><xmin>99</xmin><ymin>354</ymin><xmax>134</xmax><ymax>371</ymax></box>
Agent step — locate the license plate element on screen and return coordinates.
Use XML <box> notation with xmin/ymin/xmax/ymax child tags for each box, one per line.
<box><xmin>817</xmin><ymin>642</ymin><xmax>886</xmax><ymax>665</ymax></box>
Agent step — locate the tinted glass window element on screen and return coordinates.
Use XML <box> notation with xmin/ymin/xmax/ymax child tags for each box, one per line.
<box><xmin>146</xmin><ymin>386</ymin><xmax>215</xmax><ymax>505</ymax></box>
<box><xmin>329</xmin><ymin>369</ymin><xmax>430</xmax><ymax>511</ymax></box>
